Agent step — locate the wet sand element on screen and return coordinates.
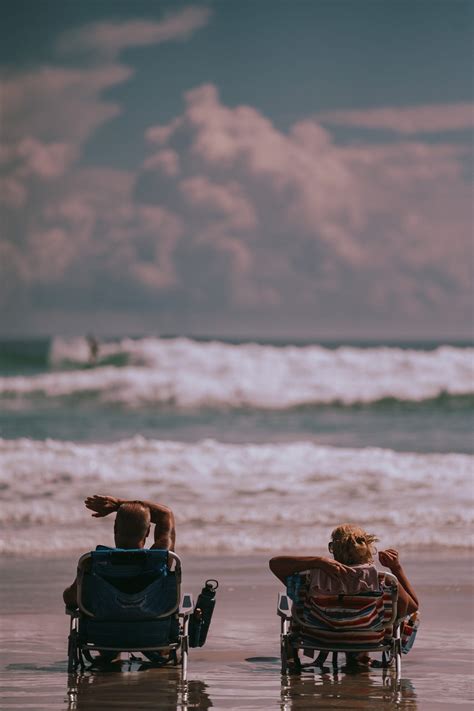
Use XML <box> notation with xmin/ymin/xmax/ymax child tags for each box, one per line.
<box><xmin>0</xmin><ymin>553</ymin><xmax>472</xmax><ymax>710</ymax></box>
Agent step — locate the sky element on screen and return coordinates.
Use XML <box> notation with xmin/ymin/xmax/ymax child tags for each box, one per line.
<box><xmin>1</xmin><ymin>0</ymin><xmax>473</xmax><ymax>339</ymax></box>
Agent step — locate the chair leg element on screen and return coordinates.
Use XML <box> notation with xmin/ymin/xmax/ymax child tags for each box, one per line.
<box><xmin>395</xmin><ymin>641</ymin><xmax>401</xmax><ymax>681</ymax></box>
<box><xmin>67</xmin><ymin>628</ymin><xmax>84</xmax><ymax>673</ymax></box>
<box><xmin>292</xmin><ymin>648</ymin><xmax>301</xmax><ymax>672</ymax></box>
<box><xmin>332</xmin><ymin>652</ymin><xmax>338</xmax><ymax>668</ymax></box>
<box><xmin>181</xmin><ymin>635</ymin><xmax>189</xmax><ymax>681</ymax></box>
<box><xmin>393</xmin><ymin>623</ymin><xmax>402</xmax><ymax>681</ymax></box>
<box><xmin>67</xmin><ymin>631</ymin><xmax>77</xmax><ymax>673</ymax></box>
<box><xmin>280</xmin><ymin>632</ymin><xmax>301</xmax><ymax>674</ymax></box>
<box><xmin>280</xmin><ymin>635</ymin><xmax>288</xmax><ymax>674</ymax></box>
<box><xmin>314</xmin><ymin>651</ymin><xmax>329</xmax><ymax>667</ymax></box>
<box><xmin>179</xmin><ymin>612</ymin><xmax>190</xmax><ymax>681</ymax></box>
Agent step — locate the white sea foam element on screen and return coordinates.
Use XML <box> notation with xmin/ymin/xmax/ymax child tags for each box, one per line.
<box><xmin>0</xmin><ymin>337</ymin><xmax>473</xmax><ymax>408</ymax></box>
<box><xmin>0</xmin><ymin>437</ymin><xmax>471</xmax><ymax>556</ymax></box>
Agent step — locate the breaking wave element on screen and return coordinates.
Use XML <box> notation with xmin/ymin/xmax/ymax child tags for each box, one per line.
<box><xmin>0</xmin><ymin>337</ymin><xmax>472</xmax><ymax>409</ymax></box>
<box><xmin>0</xmin><ymin>436</ymin><xmax>471</xmax><ymax>555</ymax></box>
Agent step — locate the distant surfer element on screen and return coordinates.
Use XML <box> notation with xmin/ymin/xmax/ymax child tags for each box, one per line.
<box><xmin>86</xmin><ymin>334</ymin><xmax>99</xmax><ymax>366</ymax></box>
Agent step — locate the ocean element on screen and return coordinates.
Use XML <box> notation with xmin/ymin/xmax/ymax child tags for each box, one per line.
<box><xmin>0</xmin><ymin>336</ymin><xmax>472</xmax><ymax>557</ymax></box>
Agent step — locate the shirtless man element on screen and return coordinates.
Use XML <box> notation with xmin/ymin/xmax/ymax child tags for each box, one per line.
<box><xmin>63</xmin><ymin>494</ymin><xmax>176</xmax><ymax>607</ymax></box>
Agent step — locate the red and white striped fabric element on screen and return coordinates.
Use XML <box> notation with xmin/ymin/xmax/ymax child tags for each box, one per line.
<box><xmin>289</xmin><ymin>573</ymin><xmax>397</xmax><ymax>652</ymax></box>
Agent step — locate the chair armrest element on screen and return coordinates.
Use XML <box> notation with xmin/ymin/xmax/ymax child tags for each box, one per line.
<box><xmin>179</xmin><ymin>592</ymin><xmax>194</xmax><ymax>617</ymax></box>
<box><xmin>277</xmin><ymin>592</ymin><xmax>292</xmax><ymax>618</ymax></box>
<box><xmin>382</xmin><ymin>571</ymin><xmax>400</xmax><ymax>626</ymax></box>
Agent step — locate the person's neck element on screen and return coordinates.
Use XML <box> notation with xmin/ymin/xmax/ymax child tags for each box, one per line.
<box><xmin>349</xmin><ymin>560</ymin><xmax>373</xmax><ymax>567</ymax></box>
<box><xmin>115</xmin><ymin>540</ymin><xmax>144</xmax><ymax>549</ymax></box>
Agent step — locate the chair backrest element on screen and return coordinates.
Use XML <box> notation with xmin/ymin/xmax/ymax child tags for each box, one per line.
<box><xmin>77</xmin><ymin>548</ymin><xmax>181</xmax><ymax>621</ymax></box>
<box><xmin>287</xmin><ymin>571</ymin><xmax>398</xmax><ymax>650</ymax></box>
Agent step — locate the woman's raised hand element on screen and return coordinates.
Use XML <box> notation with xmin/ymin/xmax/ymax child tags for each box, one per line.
<box><xmin>378</xmin><ymin>548</ymin><xmax>401</xmax><ymax>572</ymax></box>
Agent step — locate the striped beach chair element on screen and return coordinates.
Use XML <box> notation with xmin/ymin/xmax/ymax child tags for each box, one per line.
<box><xmin>277</xmin><ymin>571</ymin><xmax>403</xmax><ymax>679</ymax></box>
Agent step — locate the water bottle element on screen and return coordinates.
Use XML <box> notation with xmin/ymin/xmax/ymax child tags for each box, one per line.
<box><xmin>188</xmin><ymin>607</ymin><xmax>202</xmax><ymax>648</ymax></box>
<box><xmin>192</xmin><ymin>579</ymin><xmax>218</xmax><ymax>647</ymax></box>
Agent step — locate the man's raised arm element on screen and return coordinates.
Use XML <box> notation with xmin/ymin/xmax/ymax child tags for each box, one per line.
<box><xmin>85</xmin><ymin>494</ymin><xmax>176</xmax><ymax>550</ymax></box>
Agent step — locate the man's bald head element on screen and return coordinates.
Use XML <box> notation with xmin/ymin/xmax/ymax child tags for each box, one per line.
<box><xmin>114</xmin><ymin>502</ymin><xmax>151</xmax><ymax>548</ymax></box>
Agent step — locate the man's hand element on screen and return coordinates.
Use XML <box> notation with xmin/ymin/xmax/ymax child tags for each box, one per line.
<box><xmin>378</xmin><ymin>548</ymin><xmax>402</xmax><ymax>572</ymax></box>
<box><xmin>317</xmin><ymin>557</ymin><xmax>359</xmax><ymax>581</ymax></box>
<box><xmin>85</xmin><ymin>494</ymin><xmax>122</xmax><ymax>518</ymax></box>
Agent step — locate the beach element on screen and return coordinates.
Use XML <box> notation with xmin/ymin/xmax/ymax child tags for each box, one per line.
<box><xmin>0</xmin><ymin>336</ymin><xmax>473</xmax><ymax>709</ymax></box>
<box><xmin>0</xmin><ymin>552</ymin><xmax>472</xmax><ymax>710</ymax></box>
<box><xmin>3</xmin><ymin>0</ymin><xmax>473</xmax><ymax>705</ymax></box>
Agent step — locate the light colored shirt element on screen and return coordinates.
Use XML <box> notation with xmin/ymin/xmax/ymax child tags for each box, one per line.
<box><xmin>309</xmin><ymin>563</ymin><xmax>380</xmax><ymax>595</ymax></box>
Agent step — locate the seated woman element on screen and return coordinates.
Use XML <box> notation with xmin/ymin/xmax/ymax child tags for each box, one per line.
<box><xmin>269</xmin><ymin>523</ymin><xmax>419</xmax><ymax>663</ymax></box>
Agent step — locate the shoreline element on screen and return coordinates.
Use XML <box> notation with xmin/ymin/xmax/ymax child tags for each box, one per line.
<box><xmin>1</xmin><ymin>553</ymin><xmax>473</xmax><ymax>709</ymax></box>
<box><xmin>1</xmin><ymin>546</ymin><xmax>472</xmax><ymax>560</ymax></box>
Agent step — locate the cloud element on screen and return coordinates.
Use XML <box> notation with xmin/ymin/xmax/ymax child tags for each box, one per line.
<box><xmin>316</xmin><ymin>103</ymin><xmax>474</xmax><ymax>134</ymax></box>
<box><xmin>1</xmin><ymin>64</ymin><xmax>131</xmax><ymax>144</ymax></box>
<box><xmin>137</xmin><ymin>85</ymin><xmax>473</xmax><ymax>319</ymax></box>
<box><xmin>0</xmin><ymin>163</ymin><xmax>184</xmax><ymax>303</ymax></box>
<box><xmin>1</xmin><ymin>7</ymin><xmax>211</xmax><ymax>315</ymax></box>
<box><xmin>167</xmin><ymin>84</ymin><xmax>364</xmax><ymax>264</ymax></box>
<box><xmin>1</xmin><ymin>6</ymin><xmax>472</xmax><ymax>338</ymax></box>
<box><xmin>15</xmin><ymin>138</ymin><xmax>78</xmax><ymax>179</ymax></box>
<box><xmin>0</xmin><ymin>177</ymin><xmax>27</xmax><ymax>208</ymax></box>
<box><xmin>57</xmin><ymin>6</ymin><xmax>211</xmax><ymax>60</ymax></box>
<box><xmin>28</xmin><ymin>228</ymin><xmax>78</xmax><ymax>282</ymax></box>
<box><xmin>143</xmin><ymin>149</ymin><xmax>181</xmax><ymax>176</ymax></box>
<box><xmin>180</xmin><ymin>176</ymin><xmax>257</xmax><ymax>231</ymax></box>
<box><xmin>0</xmin><ymin>5</ymin><xmax>212</xmax><ymax>202</ymax></box>
<box><xmin>131</xmin><ymin>205</ymin><xmax>184</xmax><ymax>289</ymax></box>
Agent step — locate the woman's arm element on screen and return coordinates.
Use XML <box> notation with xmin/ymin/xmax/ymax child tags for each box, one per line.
<box><xmin>379</xmin><ymin>549</ymin><xmax>418</xmax><ymax>615</ymax></box>
<box><xmin>269</xmin><ymin>555</ymin><xmax>357</xmax><ymax>585</ymax></box>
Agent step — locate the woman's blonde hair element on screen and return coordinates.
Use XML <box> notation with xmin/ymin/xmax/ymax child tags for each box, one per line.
<box><xmin>329</xmin><ymin>524</ymin><xmax>378</xmax><ymax>565</ymax></box>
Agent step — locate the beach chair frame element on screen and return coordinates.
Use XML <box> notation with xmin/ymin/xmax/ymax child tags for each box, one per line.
<box><xmin>277</xmin><ymin>571</ymin><xmax>402</xmax><ymax>680</ymax></box>
<box><xmin>66</xmin><ymin>551</ymin><xmax>194</xmax><ymax>680</ymax></box>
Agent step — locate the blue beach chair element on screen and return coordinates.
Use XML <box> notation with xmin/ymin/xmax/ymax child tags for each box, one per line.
<box><xmin>277</xmin><ymin>571</ymin><xmax>404</xmax><ymax>680</ymax></box>
<box><xmin>66</xmin><ymin>548</ymin><xmax>195</xmax><ymax>679</ymax></box>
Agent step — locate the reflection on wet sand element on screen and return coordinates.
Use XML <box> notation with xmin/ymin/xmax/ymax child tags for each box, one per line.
<box><xmin>280</xmin><ymin>668</ymin><xmax>417</xmax><ymax>710</ymax></box>
<box><xmin>67</xmin><ymin>663</ymin><xmax>213</xmax><ymax>710</ymax></box>
<box><xmin>65</xmin><ymin>661</ymin><xmax>418</xmax><ymax>710</ymax></box>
